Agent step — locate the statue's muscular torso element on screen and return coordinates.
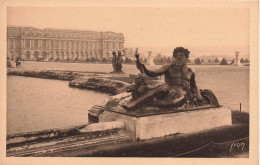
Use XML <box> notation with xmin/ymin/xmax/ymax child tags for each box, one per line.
<box><xmin>142</xmin><ymin>64</ymin><xmax>197</xmax><ymax>94</ymax></box>
<box><xmin>164</xmin><ymin>65</ymin><xmax>194</xmax><ymax>91</ymax></box>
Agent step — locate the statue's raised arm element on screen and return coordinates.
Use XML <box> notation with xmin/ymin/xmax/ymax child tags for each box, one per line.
<box><xmin>135</xmin><ymin>48</ymin><xmax>169</xmax><ymax>77</ymax></box>
<box><xmin>134</xmin><ymin>48</ymin><xmax>144</xmax><ymax>74</ymax></box>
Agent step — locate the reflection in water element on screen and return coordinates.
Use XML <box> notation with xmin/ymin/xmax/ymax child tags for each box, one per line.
<box><xmin>7</xmin><ymin>76</ymin><xmax>109</xmax><ymax>135</ymax></box>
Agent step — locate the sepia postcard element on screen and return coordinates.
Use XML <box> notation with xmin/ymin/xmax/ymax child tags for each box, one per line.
<box><xmin>0</xmin><ymin>0</ymin><xmax>258</xmax><ymax>165</ymax></box>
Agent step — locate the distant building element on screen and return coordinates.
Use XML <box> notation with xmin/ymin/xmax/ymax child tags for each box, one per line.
<box><xmin>7</xmin><ymin>26</ymin><xmax>124</xmax><ymax>61</ymax></box>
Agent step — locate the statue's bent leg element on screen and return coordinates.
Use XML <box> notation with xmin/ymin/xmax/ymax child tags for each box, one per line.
<box><xmin>153</xmin><ymin>94</ymin><xmax>186</xmax><ymax>108</ymax></box>
<box><xmin>153</xmin><ymin>86</ymin><xmax>186</xmax><ymax>108</ymax></box>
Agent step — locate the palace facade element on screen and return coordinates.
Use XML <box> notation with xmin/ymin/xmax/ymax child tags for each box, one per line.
<box><xmin>7</xmin><ymin>26</ymin><xmax>124</xmax><ymax>61</ymax></box>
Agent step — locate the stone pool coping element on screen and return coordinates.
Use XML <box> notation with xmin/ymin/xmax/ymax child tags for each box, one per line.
<box><xmin>7</xmin><ymin>68</ymin><xmax>133</xmax><ymax>95</ymax></box>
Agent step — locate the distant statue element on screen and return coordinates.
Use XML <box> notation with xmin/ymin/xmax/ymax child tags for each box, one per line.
<box><xmin>122</xmin><ymin>47</ymin><xmax>219</xmax><ymax>111</ymax></box>
<box><xmin>111</xmin><ymin>50</ymin><xmax>125</xmax><ymax>73</ymax></box>
<box><xmin>7</xmin><ymin>57</ymin><xmax>12</xmax><ymax>68</ymax></box>
<box><xmin>111</xmin><ymin>51</ymin><xmax>117</xmax><ymax>71</ymax></box>
<box><xmin>15</xmin><ymin>57</ymin><xmax>21</xmax><ymax>68</ymax></box>
<box><xmin>116</xmin><ymin>51</ymin><xmax>125</xmax><ymax>72</ymax></box>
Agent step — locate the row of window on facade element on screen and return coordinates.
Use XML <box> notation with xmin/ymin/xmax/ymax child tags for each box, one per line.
<box><xmin>8</xmin><ymin>50</ymin><xmax>111</xmax><ymax>60</ymax></box>
<box><xmin>8</xmin><ymin>30</ymin><xmax>123</xmax><ymax>40</ymax></box>
<box><xmin>7</xmin><ymin>39</ymin><xmax>124</xmax><ymax>50</ymax></box>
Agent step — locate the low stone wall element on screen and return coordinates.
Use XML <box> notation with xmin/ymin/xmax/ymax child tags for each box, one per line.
<box><xmin>7</xmin><ymin>68</ymin><xmax>131</xmax><ymax>95</ymax></box>
<box><xmin>7</xmin><ymin>68</ymin><xmax>88</xmax><ymax>81</ymax></box>
<box><xmin>6</xmin><ymin>121</ymin><xmax>130</xmax><ymax>157</ymax></box>
<box><xmin>7</xmin><ymin>121</ymin><xmax>125</xmax><ymax>147</ymax></box>
<box><xmin>7</xmin><ymin>124</ymin><xmax>88</xmax><ymax>148</ymax></box>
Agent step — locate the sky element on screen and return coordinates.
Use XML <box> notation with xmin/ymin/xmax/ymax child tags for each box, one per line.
<box><xmin>7</xmin><ymin>7</ymin><xmax>250</xmax><ymax>58</ymax></box>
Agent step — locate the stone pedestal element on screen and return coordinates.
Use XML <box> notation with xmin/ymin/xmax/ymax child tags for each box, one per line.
<box><xmin>99</xmin><ymin>106</ymin><xmax>232</xmax><ymax>141</ymax></box>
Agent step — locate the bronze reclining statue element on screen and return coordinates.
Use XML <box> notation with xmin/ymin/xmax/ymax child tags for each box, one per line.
<box><xmin>122</xmin><ymin>47</ymin><xmax>219</xmax><ymax>111</ymax></box>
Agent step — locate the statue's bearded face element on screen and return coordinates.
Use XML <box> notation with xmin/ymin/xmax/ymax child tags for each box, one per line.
<box><xmin>174</xmin><ymin>52</ymin><xmax>187</xmax><ymax>66</ymax></box>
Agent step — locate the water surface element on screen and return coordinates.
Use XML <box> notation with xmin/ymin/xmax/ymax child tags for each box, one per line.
<box><xmin>7</xmin><ymin>76</ymin><xmax>109</xmax><ymax>135</ymax></box>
